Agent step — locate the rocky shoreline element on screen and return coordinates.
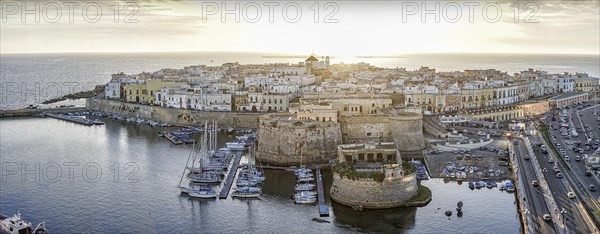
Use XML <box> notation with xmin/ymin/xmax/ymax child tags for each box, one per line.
<box><xmin>41</xmin><ymin>85</ymin><xmax>105</xmax><ymax>105</ymax></box>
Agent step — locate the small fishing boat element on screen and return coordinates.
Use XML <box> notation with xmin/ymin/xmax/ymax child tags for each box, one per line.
<box><xmin>505</xmin><ymin>182</ymin><xmax>515</xmax><ymax>192</ymax></box>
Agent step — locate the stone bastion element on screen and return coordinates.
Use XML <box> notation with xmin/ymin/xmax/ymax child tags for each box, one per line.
<box><xmin>388</xmin><ymin>112</ymin><xmax>426</xmax><ymax>152</ymax></box>
<box><xmin>256</xmin><ymin>113</ymin><xmax>342</xmax><ymax>165</ymax></box>
<box><xmin>330</xmin><ymin>172</ymin><xmax>419</xmax><ymax>209</ymax></box>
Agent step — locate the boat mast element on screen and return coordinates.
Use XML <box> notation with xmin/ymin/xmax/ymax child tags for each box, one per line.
<box><xmin>178</xmin><ymin>140</ymin><xmax>195</xmax><ymax>187</ymax></box>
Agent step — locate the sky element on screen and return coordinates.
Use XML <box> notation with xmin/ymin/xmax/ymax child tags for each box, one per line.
<box><xmin>1</xmin><ymin>0</ymin><xmax>599</xmax><ymax>55</ymax></box>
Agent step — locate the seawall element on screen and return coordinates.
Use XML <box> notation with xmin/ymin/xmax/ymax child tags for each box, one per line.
<box><xmin>330</xmin><ymin>172</ymin><xmax>419</xmax><ymax>209</ymax></box>
<box><xmin>87</xmin><ymin>98</ymin><xmax>263</xmax><ymax>128</ymax></box>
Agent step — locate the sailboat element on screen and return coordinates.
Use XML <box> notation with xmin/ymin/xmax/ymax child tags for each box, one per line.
<box><xmin>294</xmin><ymin>142</ymin><xmax>316</xmax><ymax>198</ymax></box>
<box><xmin>178</xmin><ymin>121</ymin><xmax>219</xmax><ymax>198</ymax></box>
<box><xmin>232</xmin><ymin>144</ymin><xmax>263</xmax><ymax>198</ymax></box>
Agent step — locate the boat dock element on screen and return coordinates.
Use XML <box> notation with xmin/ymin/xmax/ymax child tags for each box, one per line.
<box><xmin>219</xmin><ymin>151</ymin><xmax>243</xmax><ymax>199</ymax></box>
<box><xmin>45</xmin><ymin>113</ymin><xmax>93</xmax><ymax>126</ymax></box>
<box><xmin>316</xmin><ymin>166</ymin><xmax>329</xmax><ymax>217</ymax></box>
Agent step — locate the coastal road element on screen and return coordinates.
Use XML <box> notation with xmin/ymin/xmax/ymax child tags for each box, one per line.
<box><xmin>550</xmin><ymin>108</ymin><xmax>600</xmax><ymax>206</ymax></box>
<box><xmin>513</xmin><ymin>138</ymin><xmax>555</xmax><ymax>233</ymax></box>
<box><xmin>531</xmin><ymin>133</ymin><xmax>594</xmax><ymax>234</ymax></box>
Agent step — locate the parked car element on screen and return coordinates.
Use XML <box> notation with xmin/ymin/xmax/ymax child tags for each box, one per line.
<box><xmin>590</xmin><ymin>185</ymin><xmax>597</xmax><ymax>192</ymax></box>
<box><xmin>532</xmin><ymin>181</ymin><xmax>539</xmax><ymax>187</ymax></box>
<box><xmin>543</xmin><ymin>214</ymin><xmax>552</xmax><ymax>222</ymax></box>
<box><xmin>567</xmin><ymin>192</ymin><xmax>576</xmax><ymax>199</ymax></box>
<box><xmin>556</xmin><ymin>173</ymin><xmax>563</xmax><ymax>178</ymax></box>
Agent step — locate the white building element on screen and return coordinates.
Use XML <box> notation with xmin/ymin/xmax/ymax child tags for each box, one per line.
<box><xmin>155</xmin><ymin>87</ymin><xmax>232</xmax><ymax>111</ymax></box>
<box><xmin>557</xmin><ymin>76</ymin><xmax>575</xmax><ymax>93</ymax></box>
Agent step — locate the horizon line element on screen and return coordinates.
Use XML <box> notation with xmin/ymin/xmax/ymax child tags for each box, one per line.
<box><xmin>1</xmin><ymin>50</ymin><xmax>599</xmax><ymax>57</ymax></box>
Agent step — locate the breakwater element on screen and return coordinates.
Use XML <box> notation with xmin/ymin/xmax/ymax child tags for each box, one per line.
<box><xmin>0</xmin><ymin>107</ymin><xmax>87</xmax><ymax>118</ymax></box>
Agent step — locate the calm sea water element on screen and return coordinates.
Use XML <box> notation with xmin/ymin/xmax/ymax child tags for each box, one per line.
<box><xmin>0</xmin><ymin>117</ymin><xmax>520</xmax><ymax>233</ymax></box>
<box><xmin>1</xmin><ymin>52</ymin><xmax>599</xmax><ymax>110</ymax></box>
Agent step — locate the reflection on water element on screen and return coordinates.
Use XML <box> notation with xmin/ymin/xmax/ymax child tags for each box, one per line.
<box><xmin>0</xmin><ymin>117</ymin><xmax>520</xmax><ymax>233</ymax></box>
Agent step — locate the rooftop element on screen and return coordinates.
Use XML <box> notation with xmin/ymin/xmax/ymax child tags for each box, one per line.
<box><xmin>548</xmin><ymin>92</ymin><xmax>587</xmax><ymax>101</ymax></box>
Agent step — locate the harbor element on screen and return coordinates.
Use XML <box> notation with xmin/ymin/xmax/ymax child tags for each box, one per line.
<box><xmin>0</xmin><ymin>114</ymin><xmax>522</xmax><ymax>233</ymax></box>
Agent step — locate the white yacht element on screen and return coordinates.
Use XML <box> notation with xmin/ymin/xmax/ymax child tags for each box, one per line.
<box><xmin>226</xmin><ymin>142</ymin><xmax>245</xmax><ymax>151</ymax></box>
<box><xmin>1</xmin><ymin>212</ymin><xmax>48</xmax><ymax>234</ymax></box>
<box><xmin>295</xmin><ymin>183</ymin><xmax>316</xmax><ymax>191</ymax></box>
<box><xmin>294</xmin><ymin>193</ymin><xmax>317</xmax><ymax>204</ymax></box>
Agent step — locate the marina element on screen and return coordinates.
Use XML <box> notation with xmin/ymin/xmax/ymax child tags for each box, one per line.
<box><xmin>0</xmin><ymin>116</ymin><xmax>522</xmax><ymax>233</ymax></box>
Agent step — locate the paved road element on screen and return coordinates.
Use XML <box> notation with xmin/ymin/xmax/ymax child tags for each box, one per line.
<box><xmin>530</xmin><ymin>133</ymin><xmax>593</xmax><ymax>234</ymax></box>
<box><xmin>549</xmin><ymin>107</ymin><xmax>600</xmax><ymax>204</ymax></box>
<box><xmin>513</xmin><ymin>138</ymin><xmax>555</xmax><ymax>233</ymax></box>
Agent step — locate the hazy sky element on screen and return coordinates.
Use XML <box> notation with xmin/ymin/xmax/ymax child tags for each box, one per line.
<box><xmin>1</xmin><ymin>0</ymin><xmax>599</xmax><ymax>55</ymax></box>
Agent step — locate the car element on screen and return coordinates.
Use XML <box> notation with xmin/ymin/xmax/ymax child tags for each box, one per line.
<box><xmin>590</xmin><ymin>185</ymin><xmax>597</xmax><ymax>192</ymax></box>
<box><xmin>576</xmin><ymin>155</ymin><xmax>581</xmax><ymax>161</ymax></box>
<box><xmin>524</xmin><ymin>155</ymin><xmax>530</xmax><ymax>160</ymax></box>
<box><xmin>556</xmin><ymin>173</ymin><xmax>563</xmax><ymax>178</ymax></box>
<box><xmin>565</xmin><ymin>156</ymin><xmax>570</xmax><ymax>161</ymax></box>
<box><xmin>548</xmin><ymin>158</ymin><xmax>554</xmax><ymax>163</ymax></box>
<box><xmin>543</xmin><ymin>214</ymin><xmax>552</xmax><ymax>222</ymax></box>
<box><xmin>567</xmin><ymin>191</ymin><xmax>576</xmax><ymax>199</ymax></box>
<box><xmin>498</xmin><ymin>161</ymin><xmax>509</xmax><ymax>166</ymax></box>
<box><xmin>452</xmin><ymin>149</ymin><xmax>459</xmax><ymax>154</ymax></box>
<box><xmin>532</xmin><ymin>181</ymin><xmax>539</xmax><ymax>187</ymax></box>
<box><xmin>586</xmin><ymin>170</ymin><xmax>592</xmax><ymax>176</ymax></box>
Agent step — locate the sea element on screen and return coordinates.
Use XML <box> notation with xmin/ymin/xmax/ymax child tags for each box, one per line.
<box><xmin>0</xmin><ymin>117</ymin><xmax>520</xmax><ymax>233</ymax></box>
<box><xmin>0</xmin><ymin>52</ymin><xmax>599</xmax><ymax>110</ymax></box>
<box><xmin>0</xmin><ymin>52</ymin><xmax>597</xmax><ymax>232</ymax></box>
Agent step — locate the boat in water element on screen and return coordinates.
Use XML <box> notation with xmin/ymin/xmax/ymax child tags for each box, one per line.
<box><xmin>295</xmin><ymin>183</ymin><xmax>316</xmax><ymax>191</ymax></box>
<box><xmin>294</xmin><ymin>193</ymin><xmax>317</xmax><ymax>204</ymax></box>
<box><xmin>293</xmin><ymin>191</ymin><xmax>317</xmax><ymax>199</ymax></box>
<box><xmin>180</xmin><ymin>185</ymin><xmax>217</xmax><ymax>198</ymax></box>
<box><xmin>0</xmin><ymin>212</ymin><xmax>48</xmax><ymax>234</ymax></box>
<box><xmin>226</xmin><ymin>142</ymin><xmax>246</xmax><ymax>151</ymax></box>
<box><xmin>505</xmin><ymin>182</ymin><xmax>515</xmax><ymax>192</ymax></box>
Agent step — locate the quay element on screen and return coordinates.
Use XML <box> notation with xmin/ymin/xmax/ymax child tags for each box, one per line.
<box><xmin>316</xmin><ymin>166</ymin><xmax>329</xmax><ymax>217</ymax></box>
<box><xmin>219</xmin><ymin>151</ymin><xmax>244</xmax><ymax>199</ymax></box>
<box><xmin>45</xmin><ymin>113</ymin><xmax>93</xmax><ymax>126</ymax></box>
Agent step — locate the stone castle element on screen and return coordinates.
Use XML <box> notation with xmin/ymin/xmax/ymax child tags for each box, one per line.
<box><xmin>256</xmin><ymin>105</ymin><xmax>427</xmax><ymax>165</ymax></box>
<box><xmin>330</xmin><ymin>142</ymin><xmax>419</xmax><ymax>209</ymax></box>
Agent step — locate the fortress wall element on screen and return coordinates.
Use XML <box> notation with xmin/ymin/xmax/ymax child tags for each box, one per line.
<box><xmin>256</xmin><ymin>114</ymin><xmax>342</xmax><ymax>165</ymax></box>
<box><xmin>88</xmin><ymin>98</ymin><xmax>261</xmax><ymax>128</ymax></box>
<box><xmin>330</xmin><ymin>173</ymin><xmax>419</xmax><ymax>209</ymax></box>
